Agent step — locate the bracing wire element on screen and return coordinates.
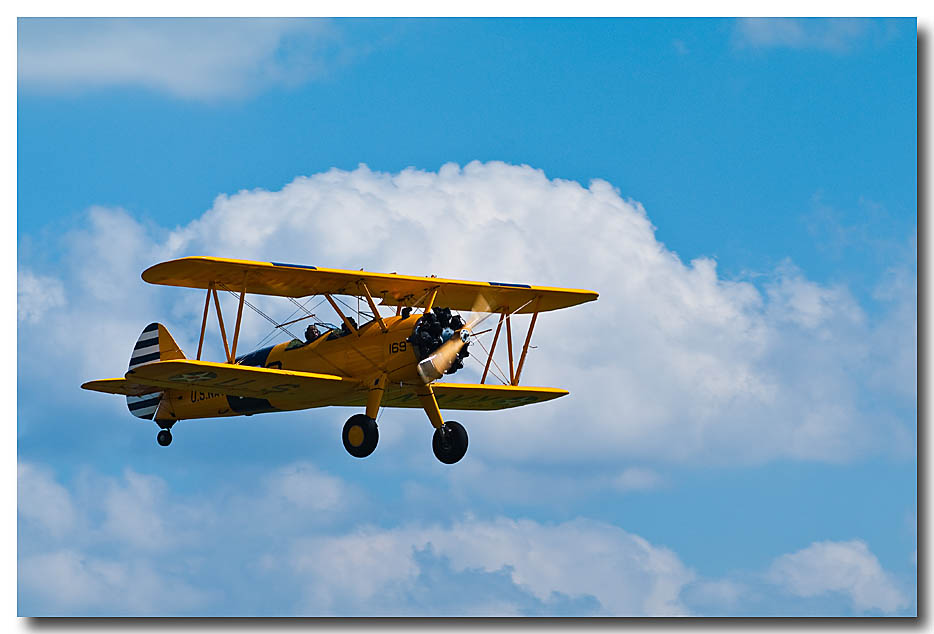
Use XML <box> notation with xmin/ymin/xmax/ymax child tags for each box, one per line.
<box><xmin>218</xmin><ymin>284</ymin><xmax>304</xmax><ymax>349</ymax></box>
<box><xmin>287</xmin><ymin>296</ymin><xmax>330</xmax><ymax>323</ymax></box>
<box><xmin>252</xmin><ymin>296</ymin><xmax>329</xmax><ymax>350</ymax></box>
<box><xmin>252</xmin><ymin>295</ymin><xmax>328</xmax><ymax>349</ymax></box>
<box><xmin>334</xmin><ymin>294</ymin><xmax>375</xmax><ymax>322</ymax></box>
<box><xmin>469</xmin><ymin>333</ymin><xmax>511</xmax><ymax>385</ymax></box>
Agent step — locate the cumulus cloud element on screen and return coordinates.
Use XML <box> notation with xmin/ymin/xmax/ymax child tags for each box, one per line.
<box><xmin>17</xmin><ymin>269</ymin><xmax>65</xmax><ymax>323</ymax></box>
<box><xmin>290</xmin><ymin>517</ymin><xmax>695</xmax><ymax>615</ymax></box>
<box><xmin>732</xmin><ymin>18</ymin><xmax>882</xmax><ymax>54</ymax></box>
<box><xmin>680</xmin><ymin>579</ymin><xmax>746</xmax><ymax>613</ymax></box>
<box><xmin>17</xmin><ymin>463</ymin><xmax>77</xmax><ymax>540</ymax></box>
<box><xmin>19</xmin><ymin>460</ymin><xmax>911</xmax><ymax>616</ymax></box>
<box><xmin>868</xmin><ymin>257</ymin><xmax>917</xmax><ymax>402</ymax></box>
<box><xmin>17</xmin><ymin>18</ymin><xmax>345</xmax><ymax>100</ymax></box>
<box><xmin>767</xmin><ymin>539</ymin><xmax>908</xmax><ymax>614</ymax></box>
<box><xmin>17</xmin><ymin>463</ymin><xmax>212</xmax><ymax>615</ymax></box>
<box><xmin>19</xmin><ymin>162</ymin><xmax>914</xmax><ymax>467</ymax></box>
<box><xmin>613</xmin><ymin>467</ymin><xmax>665</xmax><ymax>492</ymax></box>
<box><xmin>17</xmin><ymin>460</ymin><xmax>695</xmax><ymax>615</ymax></box>
<box><xmin>261</xmin><ymin>461</ymin><xmax>348</xmax><ymax>513</ymax></box>
<box><xmin>19</xmin><ymin>550</ymin><xmax>209</xmax><ymax>615</ymax></box>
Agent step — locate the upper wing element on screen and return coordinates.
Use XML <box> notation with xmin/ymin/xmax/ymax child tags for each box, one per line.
<box><xmin>142</xmin><ymin>256</ymin><xmax>598</xmax><ymax>314</ymax></box>
<box><xmin>123</xmin><ymin>359</ymin><xmax>363</xmax><ymax>402</ymax></box>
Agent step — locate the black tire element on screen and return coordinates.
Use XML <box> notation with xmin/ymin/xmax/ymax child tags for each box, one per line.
<box><xmin>157</xmin><ymin>429</ymin><xmax>172</xmax><ymax>447</ymax></box>
<box><xmin>342</xmin><ymin>414</ymin><xmax>378</xmax><ymax>458</ymax></box>
<box><xmin>432</xmin><ymin>421</ymin><xmax>468</xmax><ymax>464</ymax></box>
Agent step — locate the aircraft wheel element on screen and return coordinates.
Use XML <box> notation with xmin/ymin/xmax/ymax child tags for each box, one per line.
<box><xmin>156</xmin><ymin>429</ymin><xmax>173</xmax><ymax>447</ymax></box>
<box><xmin>342</xmin><ymin>414</ymin><xmax>378</xmax><ymax>458</ymax></box>
<box><xmin>432</xmin><ymin>421</ymin><xmax>468</xmax><ymax>464</ymax></box>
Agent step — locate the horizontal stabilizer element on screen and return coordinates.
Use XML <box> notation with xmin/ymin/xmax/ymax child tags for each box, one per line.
<box><xmin>81</xmin><ymin>378</ymin><xmax>162</xmax><ymax>397</ymax></box>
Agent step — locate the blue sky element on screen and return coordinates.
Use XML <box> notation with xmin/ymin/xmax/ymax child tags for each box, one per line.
<box><xmin>17</xmin><ymin>17</ymin><xmax>916</xmax><ymax>616</ymax></box>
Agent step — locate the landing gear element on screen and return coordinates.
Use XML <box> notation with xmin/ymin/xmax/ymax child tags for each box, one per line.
<box><xmin>156</xmin><ymin>429</ymin><xmax>173</xmax><ymax>447</ymax></box>
<box><xmin>432</xmin><ymin>421</ymin><xmax>468</xmax><ymax>464</ymax></box>
<box><xmin>342</xmin><ymin>414</ymin><xmax>379</xmax><ymax>458</ymax></box>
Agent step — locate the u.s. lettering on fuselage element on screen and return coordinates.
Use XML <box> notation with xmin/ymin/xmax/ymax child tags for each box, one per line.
<box><xmin>190</xmin><ymin>391</ymin><xmax>222</xmax><ymax>402</ymax></box>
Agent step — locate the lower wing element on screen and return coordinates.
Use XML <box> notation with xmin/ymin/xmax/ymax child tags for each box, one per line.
<box><xmin>85</xmin><ymin>362</ymin><xmax>565</xmax><ymax>412</ymax></box>
<box><xmin>358</xmin><ymin>383</ymin><xmax>567</xmax><ymax>411</ymax></box>
<box><xmin>120</xmin><ymin>359</ymin><xmax>362</xmax><ymax>402</ymax></box>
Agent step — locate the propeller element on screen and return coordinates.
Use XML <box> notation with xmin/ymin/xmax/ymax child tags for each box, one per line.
<box><xmin>416</xmin><ymin>327</ymin><xmax>471</xmax><ymax>382</ymax></box>
<box><xmin>415</xmin><ymin>294</ymin><xmax>495</xmax><ymax>383</ymax></box>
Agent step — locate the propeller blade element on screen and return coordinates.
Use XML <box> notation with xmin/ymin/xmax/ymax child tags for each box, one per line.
<box><xmin>462</xmin><ymin>293</ymin><xmax>496</xmax><ymax>331</ymax></box>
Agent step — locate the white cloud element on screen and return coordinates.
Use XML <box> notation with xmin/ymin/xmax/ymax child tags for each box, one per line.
<box><xmin>613</xmin><ymin>467</ymin><xmax>665</xmax><ymax>492</ymax></box>
<box><xmin>17</xmin><ymin>18</ymin><xmax>342</xmax><ymax>100</ymax></box>
<box><xmin>18</xmin><ymin>464</ymin><xmax>213</xmax><ymax>614</ymax></box>
<box><xmin>19</xmin><ymin>162</ymin><xmax>915</xmax><ymax>467</ymax></box>
<box><xmin>767</xmin><ymin>539</ymin><xmax>908</xmax><ymax>614</ymax></box>
<box><xmin>17</xmin><ymin>269</ymin><xmax>65</xmax><ymax>323</ymax></box>
<box><xmin>290</xmin><ymin>517</ymin><xmax>695</xmax><ymax>615</ymax></box>
<box><xmin>681</xmin><ymin>579</ymin><xmax>746</xmax><ymax>612</ymax></box>
<box><xmin>19</xmin><ymin>550</ymin><xmax>209</xmax><ymax>615</ymax></box>
<box><xmin>22</xmin><ymin>459</ymin><xmax>696</xmax><ymax>615</ymax></box>
<box><xmin>98</xmin><ymin>469</ymin><xmax>175</xmax><ymax>551</ymax></box>
<box><xmin>733</xmin><ymin>18</ymin><xmax>875</xmax><ymax>54</ymax></box>
<box><xmin>262</xmin><ymin>461</ymin><xmax>348</xmax><ymax>512</ymax></box>
<box><xmin>868</xmin><ymin>259</ymin><xmax>917</xmax><ymax>403</ymax></box>
<box><xmin>17</xmin><ymin>463</ymin><xmax>76</xmax><ymax>539</ymax></box>
<box><xmin>18</xmin><ymin>459</ymin><xmax>913</xmax><ymax>616</ymax></box>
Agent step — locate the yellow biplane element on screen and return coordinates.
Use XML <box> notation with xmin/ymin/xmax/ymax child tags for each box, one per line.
<box><xmin>82</xmin><ymin>257</ymin><xmax>598</xmax><ymax>464</ymax></box>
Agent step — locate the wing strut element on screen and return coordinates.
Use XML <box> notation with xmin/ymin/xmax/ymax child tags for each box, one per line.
<box><xmin>480</xmin><ymin>312</ymin><xmax>505</xmax><ymax>384</ymax></box>
<box><xmin>196</xmin><ymin>283</ymin><xmax>212</xmax><ymax>360</ymax></box>
<box><xmin>324</xmin><ymin>294</ymin><xmax>359</xmax><ymax>336</ymax></box>
<box><xmin>513</xmin><ymin>298</ymin><xmax>541</xmax><ymax>385</ymax></box>
<box><xmin>229</xmin><ymin>283</ymin><xmax>247</xmax><ymax>362</ymax></box>
<box><xmin>424</xmin><ymin>287</ymin><xmax>439</xmax><ymax>314</ymax></box>
<box><xmin>358</xmin><ymin>281</ymin><xmax>388</xmax><ymax>333</ymax></box>
<box><xmin>505</xmin><ymin>313</ymin><xmax>515</xmax><ymax>383</ymax></box>
<box><xmin>477</xmin><ymin>297</ymin><xmax>541</xmax><ymax>386</ymax></box>
<box><xmin>211</xmin><ymin>286</ymin><xmax>232</xmax><ymax>362</ymax></box>
<box><xmin>194</xmin><ymin>280</ymin><xmax>247</xmax><ymax>364</ymax></box>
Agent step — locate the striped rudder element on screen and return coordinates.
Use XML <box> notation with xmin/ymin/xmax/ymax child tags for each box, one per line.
<box><xmin>126</xmin><ymin>323</ymin><xmax>185</xmax><ymax>420</ymax></box>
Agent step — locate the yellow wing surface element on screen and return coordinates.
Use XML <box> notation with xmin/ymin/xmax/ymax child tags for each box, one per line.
<box><xmin>122</xmin><ymin>359</ymin><xmax>363</xmax><ymax>403</ymax></box>
<box><xmin>142</xmin><ymin>256</ymin><xmax>598</xmax><ymax>314</ymax></box>
<box><xmin>81</xmin><ymin>378</ymin><xmax>162</xmax><ymax>397</ymax></box>
<box><xmin>86</xmin><ymin>361</ymin><xmax>567</xmax><ymax>412</ymax></box>
<box><xmin>316</xmin><ymin>383</ymin><xmax>567</xmax><ymax>410</ymax></box>
<box><xmin>386</xmin><ymin>383</ymin><xmax>568</xmax><ymax>411</ymax></box>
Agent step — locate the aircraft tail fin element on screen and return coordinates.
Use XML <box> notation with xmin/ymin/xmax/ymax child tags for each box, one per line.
<box><xmin>126</xmin><ymin>323</ymin><xmax>186</xmax><ymax>420</ymax></box>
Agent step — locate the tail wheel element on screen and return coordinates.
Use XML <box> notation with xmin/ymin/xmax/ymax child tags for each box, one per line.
<box><xmin>432</xmin><ymin>421</ymin><xmax>468</xmax><ymax>464</ymax></box>
<box><xmin>342</xmin><ymin>414</ymin><xmax>378</xmax><ymax>458</ymax></box>
<box><xmin>156</xmin><ymin>429</ymin><xmax>172</xmax><ymax>447</ymax></box>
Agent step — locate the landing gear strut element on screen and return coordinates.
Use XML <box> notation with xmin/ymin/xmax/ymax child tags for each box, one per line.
<box><xmin>342</xmin><ymin>414</ymin><xmax>379</xmax><ymax>458</ymax></box>
<box><xmin>432</xmin><ymin>421</ymin><xmax>468</xmax><ymax>464</ymax></box>
<box><xmin>156</xmin><ymin>429</ymin><xmax>173</xmax><ymax>447</ymax></box>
